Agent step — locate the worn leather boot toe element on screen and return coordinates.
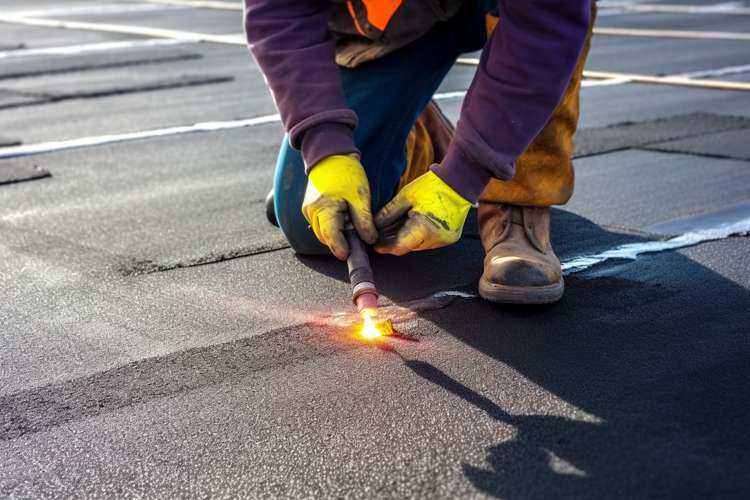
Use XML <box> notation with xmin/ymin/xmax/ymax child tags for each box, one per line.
<box><xmin>478</xmin><ymin>203</ymin><xmax>563</xmax><ymax>304</ymax></box>
<box><xmin>265</xmin><ymin>189</ymin><xmax>278</xmax><ymax>227</ymax></box>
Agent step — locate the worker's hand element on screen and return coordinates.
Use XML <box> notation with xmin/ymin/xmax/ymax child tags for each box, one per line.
<box><xmin>302</xmin><ymin>154</ymin><xmax>378</xmax><ymax>260</ymax></box>
<box><xmin>374</xmin><ymin>171</ymin><xmax>472</xmax><ymax>256</ymax></box>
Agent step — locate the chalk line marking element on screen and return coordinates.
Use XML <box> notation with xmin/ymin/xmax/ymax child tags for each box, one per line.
<box><xmin>675</xmin><ymin>63</ymin><xmax>750</xmax><ymax>79</ymax></box>
<box><xmin>594</xmin><ymin>26</ymin><xmax>750</xmax><ymax>41</ymax></box>
<box><xmin>0</xmin><ymin>114</ymin><xmax>281</xmax><ymax>159</ymax></box>
<box><xmin>0</xmin><ymin>14</ymin><xmax>246</xmax><ymax>45</ymax></box>
<box><xmin>0</xmin><ymin>39</ymin><xmax>191</xmax><ymax>60</ymax></box>
<box><xmin>455</xmin><ymin>58</ymin><xmax>750</xmax><ymax>92</ymax></box>
<box><xmin>399</xmin><ymin>216</ymin><xmax>750</xmax><ymax>311</ymax></box>
<box><xmin>562</xmin><ymin>217</ymin><xmax>750</xmax><ymax>273</ymax></box>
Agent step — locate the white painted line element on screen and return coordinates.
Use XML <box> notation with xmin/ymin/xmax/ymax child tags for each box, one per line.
<box><xmin>562</xmin><ymin>217</ymin><xmax>750</xmax><ymax>273</ymax></box>
<box><xmin>15</xmin><ymin>12</ymin><xmax>746</xmax><ymax>54</ymax></box>
<box><xmin>134</xmin><ymin>0</ymin><xmax>242</xmax><ymax>11</ymax></box>
<box><xmin>455</xmin><ymin>57</ymin><xmax>750</xmax><ymax>91</ymax></box>
<box><xmin>0</xmin><ymin>53</ymin><xmax>743</xmax><ymax>159</ymax></box>
<box><xmin>3</xmin><ymin>59</ymin><xmax>747</xmax><ymax>159</ymax></box>
<box><xmin>0</xmin><ymin>14</ymin><xmax>246</xmax><ymax>45</ymax></box>
<box><xmin>582</xmin><ymin>78</ymin><xmax>633</xmax><ymax>87</ymax></box>
<box><xmin>0</xmin><ymin>114</ymin><xmax>281</xmax><ymax>160</ymax></box>
<box><xmin>0</xmin><ymin>91</ymin><xmax>466</xmax><ymax>157</ymax></box>
<box><xmin>0</xmin><ymin>39</ymin><xmax>191</xmax><ymax>60</ymax></box>
<box><xmin>9</xmin><ymin>3</ymin><xmax>185</xmax><ymax>18</ymax></box>
<box><xmin>433</xmin><ymin>90</ymin><xmax>467</xmax><ymax>100</ymax></box>
<box><xmin>141</xmin><ymin>0</ymin><xmax>750</xmax><ymax>17</ymax></box>
<box><xmin>599</xmin><ymin>2</ymin><xmax>750</xmax><ymax>16</ymax></box>
<box><xmin>594</xmin><ymin>26</ymin><xmax>750</xmax><ymax>41</ymax></box>
<box><xmin>455</xmin><ymin>56</ymin><xmax>631</xmax><ymax>88</ymax></box>
<box><xmin>584</xmin><ymin>70</ymin><xmax>750</xmax><ymax>91</ymax></box>
<box><xmin>433</xmin><ymin>87</ymin><xmax>632</xmax><ymax>99</ymax></box>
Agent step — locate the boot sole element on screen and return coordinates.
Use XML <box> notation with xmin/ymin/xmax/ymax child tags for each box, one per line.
<box><xmin>478</xmin><ymin>277</ymin><xmax>564</xmax><ymax>305</ymax></box>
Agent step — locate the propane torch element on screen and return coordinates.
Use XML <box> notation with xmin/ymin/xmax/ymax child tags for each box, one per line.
<box><xmin>344</xmin><ymin>229</ymin><xmax>394</xmax><ymax>338</ymax></box>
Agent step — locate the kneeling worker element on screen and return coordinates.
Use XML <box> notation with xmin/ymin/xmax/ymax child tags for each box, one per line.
<box><xmin>244</xmin><ymin>0</ymin><xmax>594</xmax><ymax>304</ymax></box>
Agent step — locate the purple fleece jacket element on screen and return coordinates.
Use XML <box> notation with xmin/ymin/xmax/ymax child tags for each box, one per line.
<box><xmin>244</xmin><ymin>0</ymin><xmax>591</xmax><ymax>203</ymax></box>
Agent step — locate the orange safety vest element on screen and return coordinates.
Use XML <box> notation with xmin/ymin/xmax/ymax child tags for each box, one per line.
<box><xmin>345</xmin><ymin>0</ymin><xmax>403</xmax><ymax>37</ymax></box>
<box><xmin>331</xmin><ymin>0</ymin><xmax>464</xmax><ymax>67</ymax></box>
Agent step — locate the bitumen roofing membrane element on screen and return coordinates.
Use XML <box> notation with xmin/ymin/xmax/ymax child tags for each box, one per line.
<box><xmin>1</xmin><ymin>1</ymin><xmax>749</xmax><ymax>498</ymax></box>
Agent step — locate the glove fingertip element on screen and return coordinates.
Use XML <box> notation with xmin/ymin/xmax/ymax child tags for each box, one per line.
<box><xmin>361</xmin><ymin>225</ymin><xmax>378</xmax><ymax>245</ymax></box>
<box><xmin>374</xmin><ymin>206</ymin><xmax>397</xmax><ymax>228</ymax></box>
<box><xmin>331</xmin><ymin>241</ymin><xmax>349</xmax><ymax>261</ymax></box>
<box><xmin>373</xmin><ymin>213</ymin><xmax>386</xmax><ymax>228</ymax></box>
<box><xmin>350</xmin><ymin>212</ymin><xmax>379</xmax><ymax>245</ymax></box>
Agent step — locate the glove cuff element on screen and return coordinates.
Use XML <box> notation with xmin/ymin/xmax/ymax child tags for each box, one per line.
<box><xmin>301</xmin><ymin>122</ymin><xmax>360</xmax><ymax>172</ymax></box>
<box><xmin>431</xmin><ymin>145</ymin><xmax>492</xmax><ymax>204</ymax></box>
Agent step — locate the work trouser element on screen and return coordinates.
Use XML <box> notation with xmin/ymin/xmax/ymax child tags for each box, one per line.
<box><xmin>272</xmin><ymin>2</ymin><xmax>594</xmax><ymax>255</ymax></box>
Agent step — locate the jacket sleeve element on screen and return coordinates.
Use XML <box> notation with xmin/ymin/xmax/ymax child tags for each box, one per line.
<box><xmin>244</xmin><ymin>0</ymin><xmax>359</xmax><ymax>170</ymax></box>
<box><xmin>432</xmin><ymin>0</ymin><xmax>592</xmax><ymax>203</ymax></box>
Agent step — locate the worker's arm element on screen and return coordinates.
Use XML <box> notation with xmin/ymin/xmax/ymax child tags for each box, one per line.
<box><xmin>244</xmin><ymin>0</ymin><xmax>358</xmax><ymax>168</ymax></box>
<box><xmin>245</xmin><ymin>0</ymin><xmax>377</xmax><ymax>258</ymax></box>
<box><xmin>434</xmin><ymin>0</ymin><xmax>592</xmax><ymax>201</ymax></box>
<box><xmin>375</xmin><ymin>0</ymin><xmax>591</xmax><ymax>256</ymax></box>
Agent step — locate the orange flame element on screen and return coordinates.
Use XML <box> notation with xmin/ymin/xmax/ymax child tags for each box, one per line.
<box><xmin>359</xmin><ymin>308</ymin><xmax>386</xmax><ymax>339</ymax></box>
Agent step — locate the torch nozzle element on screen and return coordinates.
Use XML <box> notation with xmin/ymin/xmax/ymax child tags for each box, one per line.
<box><xmin>359</xmin><ymin>306</ymin><xmax>394</xmax><ymax>338</ymax></box>
<box><xmin>354</xmin><ymin>291</ymin><xmax>378</xmax><ymax>314</ymax></box>
<box><xmin>345</xmin><ymin>229</ymin><xmax>379</xmax><ymax>314</ymax></box>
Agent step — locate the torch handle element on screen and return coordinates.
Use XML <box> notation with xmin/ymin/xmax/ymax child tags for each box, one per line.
<box><xmin>345</xmin><ymin>229</ymin><xmax>378</xmax><ymax>309</ymax></box>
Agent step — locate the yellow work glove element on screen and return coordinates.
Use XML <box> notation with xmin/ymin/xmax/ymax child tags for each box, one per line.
<box><xmin>374</xmin><ymin>171</ymin><xmax>472</xmax><ymax>256</ymax></box>
<box><xmin>302</xmin><ymin>154</ymin><xmax>378</xmax><ymax>260</ymax></box>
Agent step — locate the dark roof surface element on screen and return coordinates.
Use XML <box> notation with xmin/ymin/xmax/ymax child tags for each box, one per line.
<box><xmin>1</xmin><ymin>1</ymin><xmax>749</xmax><ymax>497</ymax></box>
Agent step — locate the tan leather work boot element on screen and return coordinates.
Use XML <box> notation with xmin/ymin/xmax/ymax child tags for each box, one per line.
<box><xmin>478</xmin><ymin>203</ymin><xmax>563</xmax><ymax>304</ymax></box>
